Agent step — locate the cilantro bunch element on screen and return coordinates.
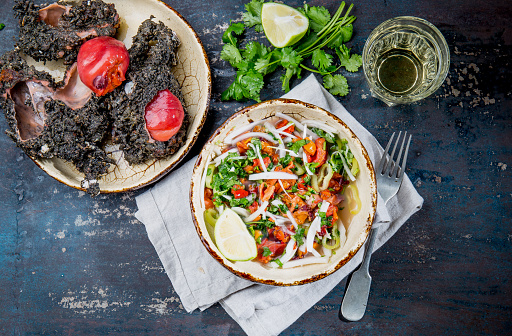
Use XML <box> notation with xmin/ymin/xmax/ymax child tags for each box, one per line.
<box><xmin>220</xmin><ymin>0</ymin><xmax>362</xmax><ymax>102</ymax></box>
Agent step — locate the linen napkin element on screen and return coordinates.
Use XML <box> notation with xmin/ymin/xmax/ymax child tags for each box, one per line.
<box><xmin>135</xmin><ymin>74</ymin><xmax>424</xmax><ymax>336</ymax></box>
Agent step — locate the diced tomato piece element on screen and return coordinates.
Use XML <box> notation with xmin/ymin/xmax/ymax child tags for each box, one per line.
<box><xmin>312</xmin><ymin>138</ymin><xmax>327</xmax><ymax>166</ymax></box>
<box><xmin>256</xmin><ymin>239</ymin><xmax>287</xmax><ymax>264</ymax></box>
<box><xmin>303</xmin><ymin>138</ymin><xmax>316</xmax><ymax>156</ymax></box>
<box><xmin>236</xmin><ymin>138</ymin><xmax>251</xmax><ymax>154</ymax></box>
<box><xmin>233</xmin><ymin>189</ymin><xmax>249</xmax><ymax>199</ymax></box>
<box><xmin>249</xmin><ymin>201</ymin><xmax>259</xmax><ymax>214</ymax></box>
<box><xmin>275</xmin><ymin>119</ymin><xmax>295</xmax><ymax>134</ymax></box>
<box><xmin>204</xmin><ymin>188</ymin><xmax>214</xmax><ymax>209</ymax></box>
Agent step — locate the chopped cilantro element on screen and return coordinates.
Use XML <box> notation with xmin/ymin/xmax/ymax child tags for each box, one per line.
<box><xmin>279</xmin><ymin>153</ymin><xmax>292</xmax><ymax>166</ymax></box>
<box><xmin>262</xmin><ymin>246</ymin><xmax>272</xmax><ymax>257</ymax></box>
<box><xmin>0</xmin><ymin>24</ymin><xmax>5</xmax><ymax>31</ymax></box>
<box><xmin>293</xmin><ymin>227</ymin><xmax>306</xmax><ymax>246</ymax></box>
<box><xmin>272</xmin><ymin>258</ymin><xmax>283</xmax><ymax>267</ymax></box>
<box><xmin>287</xmin><ymin>139</ymin><xmax>308</xmax><ymax>154</ymax></box>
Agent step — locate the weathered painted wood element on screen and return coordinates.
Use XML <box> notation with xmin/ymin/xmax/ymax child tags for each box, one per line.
<box><xmin>0</xmin><ymin>0</ymin><xmax>510</xmax><ymax>335</ymax></box>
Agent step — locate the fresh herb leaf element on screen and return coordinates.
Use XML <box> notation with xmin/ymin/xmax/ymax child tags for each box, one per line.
<box><xmin>221</xmin><ymin>43</ymin><xmax>243</xmax><ymax>66</ymax></box>
<box><xmin>287</xmin><ymin>139</ymin><xmax>308</xmax><ymax>154</ymax></box>
<box><xmin>323</xmin><ymin>74</ymin><xmax>349</xmax><ymax>96</ymax></box>
<box><xmin>242</xmin><ymin>0</ymin><xmax>264</xmax><ymax>32</ymax></box>
<box><xmin>301</xmin><ymin>5</ymin><xmax>330</xmax><ymax>32</ymax></box>
<box><xmin>0</xmin><ymin>24</ymin><xmax>5</xmax><ymax>31</ymax></box>
<box><xmin>310</xmin><ymin>127</ymin><xmax>336</xmax><ymax>143</ymax></box>
<box><xmin>336</xmin><ymin>44</ymin><xmax>362</xmax><ymax>72</ymax></box>
<box><xmin>279</xmin><ymin>153</ymin><xmax>292</xmax><ymax>167</ymax></box>
<box><xmin>272</xmin><ymin>258</ymin><xmax>283</xmax><ymax>267</ymax></box>
<box><xmin>262</xmin><ymin>246</ymin><xmax>272</xmax><ymax>257</ymax></box>
<box><xmin>293</xmin><ymin>227</ymin><xmax>306</xmax><ymax>246</ymax></box>
<box><xmin>311</xmin><ymin>49</ymin><xmax>333</xmax><ymax>71</ymax></box>
<box><xmin>222</xmin><ymin>22</ymin><xmax>245</xmax><ymax>45</ymax></box>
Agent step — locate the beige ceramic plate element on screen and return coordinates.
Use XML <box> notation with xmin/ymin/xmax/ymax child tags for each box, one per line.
<box><xmin>190</xmin><ymin>99</ymin><xmax>377</xmax><ymax>286</ymax></box>
<box><xmin>26</xmin><ymin>0</ymin><xmax>211</xmax><ymax>193</ymax></box>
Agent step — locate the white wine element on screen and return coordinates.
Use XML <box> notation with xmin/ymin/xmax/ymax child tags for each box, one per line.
<box><xmin>362</xmin><ymin>17</ymin><xmax>450</xmax><ymax>105</ymax></box>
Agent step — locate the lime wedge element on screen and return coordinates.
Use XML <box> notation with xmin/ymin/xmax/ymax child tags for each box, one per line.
<box><xmin>214</xmin><ymin>208</ymin><xmax>257</xmax><ymax>262</ymax></box>
<box><xmin>261</xmin><ymin>2</ymin><xmax>309</xmax><ymax>48</ymax></box>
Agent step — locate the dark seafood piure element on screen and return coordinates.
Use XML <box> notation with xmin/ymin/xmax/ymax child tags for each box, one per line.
<box><xmin>0</xmin><ymin>1</ymin><xmax>188</xmax><ymax>195</ymax></box>
<box><xmin>14</xmin><ymin>0</ymin><xmax>120</xmax><ymax>64</ymax></box>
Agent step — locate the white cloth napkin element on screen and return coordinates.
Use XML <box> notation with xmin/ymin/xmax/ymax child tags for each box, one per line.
<box><xmin>135</xmin><ymin>74</ymin><xmax>424</xmax><ymax>336</ymax></box>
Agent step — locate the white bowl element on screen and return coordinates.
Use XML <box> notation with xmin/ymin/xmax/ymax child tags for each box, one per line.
<box><xmin>190</xmin><ymin>99</ymin><xmax>377</xmax><ymax>286</ymax></box>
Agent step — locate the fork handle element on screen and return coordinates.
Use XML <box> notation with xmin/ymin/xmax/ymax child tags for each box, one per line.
<box><xmin>339</xmin><ymin>226</ymin><xmax>379</xmax><ymax>321</ymax></box>
<box><xmin>360</xmin><ymin>226</ymin><xmax>379</xmax><ymax>270</ymax></box>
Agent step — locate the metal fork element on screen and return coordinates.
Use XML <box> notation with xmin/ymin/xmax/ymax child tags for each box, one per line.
<box><xmin>339</xmin><ymin>131</ymin><xmax>412</xmax><ymax>322</ymax></box>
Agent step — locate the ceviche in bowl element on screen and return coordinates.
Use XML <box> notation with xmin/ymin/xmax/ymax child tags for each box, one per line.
<box><xmin>190</xmin><ymin>99</ymin><xmax>377</xmax><ymax>286</ymax></box>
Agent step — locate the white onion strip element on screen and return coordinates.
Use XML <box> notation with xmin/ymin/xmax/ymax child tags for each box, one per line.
<box><xmin>229</xmin><ymin>132</ymin><xmax>277</xmax><ymax>145</ymax></box>
<box><xmin>282</xmin><ymin>256</ymin><xmax>329</xmax><ymax>268</ymax></box>
<box><xmin>249</xmin><ymin>143</ymin><xmax>268</xmax><ymax>173</ymax></box>
<box><xmin>305</xmin><ymin>201</ymin><xmax>330</xmax><ymax>257</ymax></box>
<box><xmin>267</xmin><ymin>146</ymin><xmax>299</xmax><ymax>157</ymax></box>
<box><xmin>278</xmin><ymin>179</ymin><xmax>289</xmax><ymax>197</ymax></box>
<box><xmin>249</xmin><ymin>172</ymin><xmax>298</xmax><ymax>181</ymax></box>
<box><xmin>264</xmin><ymin>121</ymin><xmax>287</xmax><ymax>158</ymax></box>
<box><xmin>302</xmin><ymin>120</ymin><xmax>338</xmax><ymax>134</ymax></box>
<box><xmin>245</xmin><ymin>201</ymin><xmax>269</xmax><ymax>222</ymax></box>
<box><xmin>271</xmin><ymin>199</ymin><xmax>298</xmax><ymax>229</ymax></box>
<box><xmin>232</xmin><ymin>207</ymin><xmax>251</xmax><ymax>218</ymax></box>
<box><xmin>278</xmin><ymin>239</ymin><xmax>298</xmax><ymax>266</ymax></box>
<box><xmin>224</xmin><ymin>120</ymin><xmax>264</xmax><ymax>143</ymax></box>
<box><xmin>200</xmin><ymin>154</ymin><xmax>213</xmax><ymax>210</ymax></box>
<box><xmin>332</xmin><ymin>151</ymin><xmax>356</xmax><ymax>181</ymax></box>
<box><xmin>212</xmin><ymin>148</ymin><xmax>238</xmax><ymax>166</ymax></box>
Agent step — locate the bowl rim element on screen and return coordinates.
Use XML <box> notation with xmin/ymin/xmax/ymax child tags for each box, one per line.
<box><xmin>32</xmin><ymin>0</ymin><xmax>212</xmax><ymax>194</ymax></box>
<box><xmin>190</xmin><ymin>98</ymin><xmax>377</xmax><ymax>286</ymax></box>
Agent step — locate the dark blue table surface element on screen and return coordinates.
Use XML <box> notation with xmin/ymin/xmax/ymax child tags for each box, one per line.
<box><xmin>0</xmin><ymin>0</ymin><xmax>510</xmax><ymax>335</ymax></box>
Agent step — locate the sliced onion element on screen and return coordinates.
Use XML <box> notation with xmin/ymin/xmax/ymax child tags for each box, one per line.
<box><xmin>305</xmin><ymin>201</ymin><xmax>330</xmax><ymax>257</ymax></box>
<box><xmin>275</xmin><ymin>112</ymin><xmax>317</xmax><ymax>137</ymax></box>
<box><xmin>264</xmin><ymin>121</ymin><xmax>286</xmax><ymax>158</ymax></box>
<box><xmin>249</xmin><ymin>172</ymin><xmax>298</xmax><ymax>180</ymax></box>
<box><xmin>281</xmin><ymin>256</ymin><xmax>330</xmax><ymax>268</ymax></box>
<box><xmin>232</xmin><ymin>207</ymin><xmax>251</xmax><ymax>218</ymax></box>
<box><xmin>267</xmin><ymin>146</ymin><xmax>299</xmax><ymax>157</ymax></box>
<box><xmin>332</xmin><ymin>151</ymin><xmax>356</xmax><ymax>181</ymax></box>
<box><xmin>277</xmin><ymin>130</ymin><xmax>297</xmax><ymax>138</ymax></box>
<box><xmin>277</xmin><ymin>239</ymin><xmax>298</xmax><ymax>266</ymax></box>
<box><xmin>271</xmin><ymin>199</ymin><xmax>298</xmax><ymax>229</ymax></box>
<box><xmin>249</xmin><ymin>143</ymin><xmax>268</xmax><ymax>173</ymax></box>
<box><xmin>229</xmin><ymin>132</ymin><xmax>277</xmax><ymax>145</ymax></box>
<box><xmin>302</xmin><ymin>120</ymin><xmax>338</xmax><ymax>134</ymax></box>
<box><xmin>224</xmin><ymin>120</ymin><xmax>264</xmax><ymax>143</ymax></box>
<box><xmin>245</xmin><ymin>200</ymin><xmax>269</xmax><ymax>222</ymax></box>
<box><xmin>200</xmin><ymin>154</ymin><xmax>213</xmax><ymax>210</ymax></box>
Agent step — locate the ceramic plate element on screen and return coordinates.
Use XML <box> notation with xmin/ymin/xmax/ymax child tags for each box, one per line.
<box><xmin>26</xmin><ymin>0</ymin><xmax>211</xmax><ymax>193</ymax></box>
<box><xmin>190</xmin><ymin>99</ymin><xmax>377</xmax><ymax>286</ymax></box>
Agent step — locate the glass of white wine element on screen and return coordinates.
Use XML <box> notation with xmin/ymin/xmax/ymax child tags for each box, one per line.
<box><xmin>362</xmin><ymin>16</ymin><xmax>450</xmax><ymax>106</ymax></box>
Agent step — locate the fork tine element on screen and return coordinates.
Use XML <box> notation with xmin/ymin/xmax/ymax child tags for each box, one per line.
<box><xmin>391</xmin><ymin>131</ymin><xmax>407</xmax><ymax>178</ymax></box>
<box><xmin>385</xmin><ymin>131</ymin><xmax>402</xmax><ymax>176</ymax></box>
<box><xmin>377</xmin><ymin>132</ymin><xmax>395</xmax><ymax>174</ymax></box>
<box><xmin>397</xmin><ymin>134</ymin><xmax>412</xmax><ymax>180</ymax></box>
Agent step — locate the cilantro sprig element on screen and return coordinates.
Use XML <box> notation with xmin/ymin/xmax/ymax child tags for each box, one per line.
<box><xmin>220</xmin><ymin>1</ymin><xmax>362</xmax><ymax>102</ymax></box>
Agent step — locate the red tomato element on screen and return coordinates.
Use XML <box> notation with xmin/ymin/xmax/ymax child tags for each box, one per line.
<box><xmin>144</xmin><ymin>89</ymin><xmax>185</xmax><ymax>142</ymax></box>
<box><xmin>233</xmin><ymin>189</ymin><xmax>249</xmax><ymax>199</ymax></box>
<box><xmin>256</xmin><ymin>239</ymin><xmax>287</xmax><ymax>263</ymax></box>
<box><xmin>77</xmin><ymin>36</ymin><xmax>129</xmax><ymax>96</ymax></box>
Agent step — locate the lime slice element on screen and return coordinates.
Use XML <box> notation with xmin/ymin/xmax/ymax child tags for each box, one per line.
<box><xmin>214</xmin><ymin>208</ymin><xmax>257</xmax><ymax>261</ymax></box>
<box><xmin>261</xmin><ymin>2</ymin><xmax>309</xmax><ymax>48</ymax></box>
